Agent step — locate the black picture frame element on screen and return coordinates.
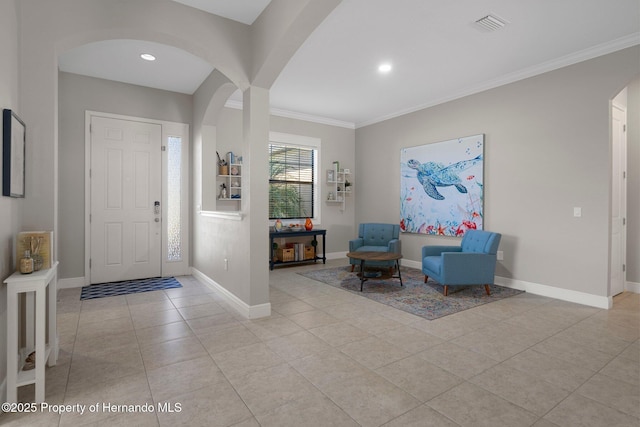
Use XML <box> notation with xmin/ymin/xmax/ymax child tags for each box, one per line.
<box><xmin>2</xmin><ymin>109</ymin><xmax>26</xmax><ymax>198</ymax></box>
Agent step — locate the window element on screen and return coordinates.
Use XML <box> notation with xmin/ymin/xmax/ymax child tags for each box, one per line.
<box><xmin>269</xmin><ymin>139</ymin><xmax>318</xmax><ymax>220</ymax></box>
<box><xmin>167</xmin><ymin>136</ymin><xmax>182</xmax><ymax>261</ymax></box>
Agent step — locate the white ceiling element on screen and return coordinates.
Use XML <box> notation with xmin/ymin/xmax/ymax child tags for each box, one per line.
<box><xmin>58</xmin><ymin>0</ymin><xmax>640</xmax><ymax>128</ymax></box>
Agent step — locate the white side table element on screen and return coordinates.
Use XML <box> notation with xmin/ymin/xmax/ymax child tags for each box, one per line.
<box><xmin>4</xmin><ymin>261</ymin><xmax>58</xmax><ymax>403</ymax></box>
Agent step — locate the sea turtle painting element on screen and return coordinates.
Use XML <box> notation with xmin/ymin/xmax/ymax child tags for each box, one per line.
<box><xmin>407</xmin><ymin>154</ymin><xmax>482</xmax><ymax>200</ymax></box>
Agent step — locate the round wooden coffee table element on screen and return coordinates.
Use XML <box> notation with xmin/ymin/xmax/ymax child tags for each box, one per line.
<box><xmin>346</xmin><ymin>251</ymin><xmax>403</xmax><ymax>291</ymax></box>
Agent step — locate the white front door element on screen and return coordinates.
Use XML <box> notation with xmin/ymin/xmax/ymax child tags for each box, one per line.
<box><xmin>610</xmin><ymin>104</ymin><xmax>626</xmax><ymax>296</ymax></box>
<box><xmin>90</xmin><ymin>116</ymin><xmax>162</xmax><ymax>284</ymax></box>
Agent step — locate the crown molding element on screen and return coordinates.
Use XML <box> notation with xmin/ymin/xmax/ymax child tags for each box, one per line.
<box><xmin>224</xmin><ymin>99</ymin><xmax>355</xmax><ymax>129</ymax></box>
<box><xmin>355</xmin><ymin>33</ymin><xmax>640</xmax><ymax>128</ymax></box>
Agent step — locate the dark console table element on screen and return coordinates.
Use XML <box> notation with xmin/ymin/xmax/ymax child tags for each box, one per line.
<box><xmin>270</xmin><ymin>229</ymin><xmax>327</xmax><ymax>270</ymax></box>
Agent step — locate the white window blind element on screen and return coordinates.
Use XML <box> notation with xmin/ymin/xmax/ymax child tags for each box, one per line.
<box><xmin>269</xmin><ymin>143</ymin><xmax>315</xmax><ymax>219</ymax></box>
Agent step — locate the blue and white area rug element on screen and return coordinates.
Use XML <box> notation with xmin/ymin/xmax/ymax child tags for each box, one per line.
<box><xmin>80</xmin><ymin>277</ymin><xmax>182</xmax><ymax>300</ymax></box>
<box><xmin>299</xmin><ymin>266</ymin><xmax>523</xmax><ymax>320</ymax></box>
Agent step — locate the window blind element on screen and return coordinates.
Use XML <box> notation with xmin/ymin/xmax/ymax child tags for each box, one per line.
<box><xmin>269</xmin><ymin>143</ymin><xmax>314</xmax><ymax>219</ymax></box>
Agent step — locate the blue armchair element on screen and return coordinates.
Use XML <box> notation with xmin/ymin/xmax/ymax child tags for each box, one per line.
<box><xmin>422</xmin><ymin>230</ymin><xmax>501</xmax><ymax>296</ymax></box>
<box><xmin>349</xmin><ymin>223</ymin><xmax>401</xmax><ymax>272</ymax></box>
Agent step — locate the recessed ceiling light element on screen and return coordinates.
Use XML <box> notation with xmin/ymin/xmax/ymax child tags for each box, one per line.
<box><xmin>140</xmin><ymin>53</ymin><xmax>156</xmax><ymax>61</ymax></box>
<box><xmin>378</xmin><ymin>63</ymin><xmax>392</xmax><ymax>73</ymax></box>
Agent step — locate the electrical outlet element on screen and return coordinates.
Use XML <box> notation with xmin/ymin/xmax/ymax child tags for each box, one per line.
<box><xmin>497</xmin><ymin>251</ymin><xmax>504</xmax><ymax>261</ymax></box>
<box><xmin>573</xmin><ymin>207</ymin><xmax>582</xmax><ymax>217</ymax></box>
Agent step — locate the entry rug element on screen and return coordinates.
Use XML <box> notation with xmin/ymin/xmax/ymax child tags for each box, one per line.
<box><xmin>299</xmin><ymin>266</ymin><xmax>523</xmax><ymax>320</ymax></box>
<box><xmin>80</xmin><ymin>277</ymin><xmax>182</xmax><ymax>300</ymax></box>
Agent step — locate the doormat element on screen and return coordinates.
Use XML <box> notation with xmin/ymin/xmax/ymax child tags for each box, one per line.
<box><xmin>80</xmin><ymin>277</ymin><xmax>182</xmax><ymax>300</ymax></box>
<box><xmin>298</xmin><ymin>266</ymin><xmax>523</xmax><ymax>320</ymax></box>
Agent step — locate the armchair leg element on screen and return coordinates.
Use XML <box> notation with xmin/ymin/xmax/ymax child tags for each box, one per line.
<box><xmin>484</xmin><ymin>284</ymin><xmax>491</xmax><ymax>296</ymax></box>
<box><xmin>443</xmin><ymin>285</ymin><xmax>449</xmax><ymax>296</ymax></box>
<box><xmin>424</xmin><ymin>275</ymin><xmax>429</xmax><ymax>283</ymax></box>
<box><xmin>351</xmin><ymin>265</ymin><xmax>355</xmax><ymax>272</ymax></box>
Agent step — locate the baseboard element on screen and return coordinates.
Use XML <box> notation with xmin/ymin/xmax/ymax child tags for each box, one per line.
<box><xmin>57</xmin><ymin>277</ymin><xmax>85</xmax><ymax>289</ymax></box>
<box><xmin>325</xmin><ymin>251</ymin><xmax>347</xmax><ymax>260</ymax></box>
<box><xmin>190</xmin><ymin>268</ymin><xmax>271</xmax><ymax>319</ymax></box>
<box><xmin>495</xmin><ymin>276</ymin><xmax>612</xmax><ymax>309</ymax></box>
<box><xmin>626</xmin><ymin>281</ymin><xmax>640</xmax><ymax>294</ymax></box>
<box><xmin>0</xmin><ymin>377</ymin><xmax>5</xmax><ymax>403</ymax></box>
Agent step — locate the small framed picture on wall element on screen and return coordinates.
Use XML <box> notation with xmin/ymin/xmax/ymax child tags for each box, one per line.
<box><xmin>327</xmin><ymin>169</ymin><xmax>335</xmax><ymax>182</ymax></box>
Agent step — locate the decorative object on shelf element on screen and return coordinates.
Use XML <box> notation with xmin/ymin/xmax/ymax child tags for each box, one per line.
<box><xmin>345</xmin><ymin>180</ymin><xmax>352</xmax><ymax>192</ymax></box>
<box><xmin>219</xmin><ymin>182</ymin><xmax>227</xmax><ymax>199</ymax></box>
<box><xmin>230</xmin><ymin>166</ymin><xmax>239</xmax><ymax>175</ymax></box>
<box><xmin>327</xmin><ymin>169</ymin><xmax>334</xmax><ymax>182</ymax></box>
<box><xmin>305</xmin><ymin>218</ymin><xmax>313</xmax><ymax>231</ymax></box>
<box><xmin>216</xmin><ymin>151</ymin><xmax>228</xmax><ymax>175</ymax></box>
<box><xmin>231</xmin><ymin>180</ymin><xmax>240</xmax><ymax>187</ymax></box>
<box><xmin>328</xmin><ymin>191</ymin><xmax>335</xmax><ymax>201</ymax></box>
<box><xmin>17</xmin><ymin>231</ymin><xmax>52</xmax><ymax>271</ymax></box>
<box><xmin>19</xmin><ymin>250</ymin><xmax>34</xmax><ymax>274</ymax></box>
<box><xmin>344</xmin><ymin>168</ymin><xmax>351</xmax><ymax>174</ymax></box>
<box><xmin>226</xmin><ymin>151</ymin><xmax>235</xmax><ymax>165</ymax></box>
<box><xmin>3</xmin><ymin>109</ymin><xmax>26</xmax><ymax>198</ymax></box>
<box><xmin>333</xmin><ymin>160</ymin><xmax>340</xmax><ymax>172</ymax></box>
<box><xmin>274</xmin><ymin>219</ymin><xmax>283</xmax><ymax>232</ymax></box>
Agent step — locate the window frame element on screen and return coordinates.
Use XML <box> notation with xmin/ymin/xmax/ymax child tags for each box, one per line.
<box><xmin>268</xmin><ymin>132</ymin><xmax>320</xmax><ymax>223</ymax></box>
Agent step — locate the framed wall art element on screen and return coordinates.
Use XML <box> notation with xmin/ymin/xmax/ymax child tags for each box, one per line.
<box><xmin>2</xmin><ymin>109</ymin><xmax>26</xmax><ymax>198</ymax></box>
<box><xmin>400</xmin><ymin>134</ymin><xmax>484</xmax><ymax>236</ymax></box>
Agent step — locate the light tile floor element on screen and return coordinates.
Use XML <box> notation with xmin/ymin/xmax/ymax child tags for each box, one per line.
<box><xmin>3</xmin><ymin>259</ymin><xmax>639</xmax><ymax>426</ymax></box>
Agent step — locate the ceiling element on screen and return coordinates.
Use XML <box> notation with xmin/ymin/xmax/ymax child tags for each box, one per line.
<box><xmin>58</xmin><ymin>0</ymin><xmax>640</xmax><ymax>128</ymax></box>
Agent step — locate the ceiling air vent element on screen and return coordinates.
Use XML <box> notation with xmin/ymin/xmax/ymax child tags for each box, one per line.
<box><xmin>475</xmin><ymin>14</ymin><xmax>508</xmax><ymax>32</ymax></box>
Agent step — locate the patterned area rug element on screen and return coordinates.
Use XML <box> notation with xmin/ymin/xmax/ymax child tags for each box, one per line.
<box><xmin>80</xmin><ymin>277</ymin><xmax>182</xmax><ymax>300</ymax></box>
<box><xmin>299</xmin><ymin>266</ymin><xmax>523</xmax><ymax>320</ymax></box>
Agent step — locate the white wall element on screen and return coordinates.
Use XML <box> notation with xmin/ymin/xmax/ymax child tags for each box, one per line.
<box><xmin>0</xmin><ymin>0</ymin><xmax>21</xmax><ymax>401</ymax></box>
<box><xmin>355</xmin><ymin>46</ymin><xmax>640</xmax><ymax>303</ymax></box>
<box><xmin>626</xmin><ymin>75</ymin><xmax>640</xmax><ymax>285</ymax></box>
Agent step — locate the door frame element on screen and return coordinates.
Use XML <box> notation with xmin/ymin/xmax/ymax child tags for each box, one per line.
<box><xmin>610</xmin><ymin>101</ymin><xmax>627</xmax><ymax>296</ymax></box>
<box><xmin>84</xmin><ymin>111</ymin><xmax>190</xmax><ymax>284</ymax></box>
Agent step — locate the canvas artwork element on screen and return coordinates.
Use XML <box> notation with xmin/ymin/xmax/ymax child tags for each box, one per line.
<box><xmin>400</xmin><ymin>134</ymin><xmax>484</xmax><ymax>236</ymax></box>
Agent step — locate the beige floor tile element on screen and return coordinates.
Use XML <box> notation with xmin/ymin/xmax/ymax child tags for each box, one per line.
<box><xmin>308</xmin><ymin>321</ymin><xmax>372</xmax><ymax>347</ymax></box>
<box><xmin>410</xmin><ymin>312</ymin><xmax>493</xmax><ymax>341</ymax></box>
<box><xmin>416</xmin><ymin>342</ymin><xmax>499</xmax><ymax>379</ymax></box>
<box><xmin>451</xmin><ymin>330</ymin><xmax>532</xmax><ymax>362</ymax></box>
<box><xmin>66</xmin><ymin>345</ymin><xmax>145</xmax><ymax>389</ymax></box>
<box><xmin>130</xmin><ymin>308</ymin><xmax>184</xmax><ymax>330</ymax></box>
<box><xmin>78</xmin><ymin>304</ymin><xmax>131</xmax><ymax>324</ymax></box>
<box><xmin>600</xmin><ymin>353</ymin><xmax>640</xmax><ymax>387</ymax></box>
<box><xmin>241</xmin><ymin>316</ymin><xmax>304</xmax><ymax>340</ymax></box>
<box><xmin>428</xmin><ymin>382</ymin><xmax>538</xmax><ymax>427</ymax></box>
<box><xmin>618</xmin><ymin>340</ymin><xmax>639</xmax><ymax>362</ymax></box>
<box><xmin>382</xmin><ymin>404</ymin><xmax>461</xmax><ymax>427</ymax></box>
<box><xmin>376</xmin><ymin>354</ymin><xmax>463</xmax><ymax>402</ymax></box>
<box><xmin>576</xmin><ymin>373</ymin><xmax>640</xmax><ymax>418</ymax></box>
<box><xmin>212</xmin><ymin>342</ymin><xmax>284</xmax><ymax>380</ymax></box>
<box><xmin>552</xmin><ymin>323</ymin><xmax>632</xmax><ymax>356</ymax></box>
<box><xmin>286</xmin><ymin>308</ymin><xmax>340</xmax><ymax>329</ymax></box>
<box><xmin>544</xmin><ymin>393</ymin><xmax>639</xmax><ymax>427</ymax></box>
<box><xmin>531</xmin><ymin>335</ymin><xmax>615</xmax><ymax>372</ymax></box>
<box><xmin>349</xmin><ymin>313</ymin><xmax>405</xmax><ymax>335</ymax></box>
<box><xmin>265</xmin><ymin>330</ymin><xmax>332</xmax><ymax>361</ymax></box>
<box><xmin>80</xmin><ymin>295</ymin><xmax>128</xmax><ymax>311</ymax></box>
<box><xmin>339</xmin><ymin>336</ymin><xmax>411</xmax><ymax>370</ymax></box>
<box><xmin>377</xmin><ymin>324</ymin><xmax>444</xmax><ymax>354</ymax></box>
<box><xmin>197</xmin><ymin>324</ymin><xmax>261</xmax><ymax>355</ymax></box>
<box><xmin>186</xmin><ymin>312</ymin><xmax>241</xmax><ymax>334</ymax></box>
<box><xmin>177</xmin><ymin>301</ymin><xmax>227</xmax><ymax>320</ymax></box>
<box><xmin>289</xmin><ymin>349</ymin><xmax>371</xmax><ymax>390</ymax></box>
<box><xmin>164</xmin><ymin>285</ymin><xmax>213</xmax><ymax>299</ymax></box>
<box><xmin>168</xmin><ymin>292</ymin><xmax>218</xmax><ymax>308</ymax></box>
<box><xmin>469</xmin><ymin>365</ymin><xmax>570</xmax><ymax>416</ymax></box>
<box><xmin>135</xmin><ymin>320</ymin><xmax>194</xmax><ymax>347</ymax></box>
<box><xmin>156</xmin><ymin>382</ymin><xmax>253</xmax><ymax>427</ymax></box>
<box><xmin>139</xmin><ymin>336</ymin><xmax>208</xmax><ymax>370</ymax></box>
<box><xmin>75</xmin><ymin>315</ymin><xmax>134</xmax><ymax>338</ymax></box>
<box><xmin>502</xmin><ymin>349</ymin><xmax>596</xmax><ymax>392</ymax></box>
<box><xmin>255</xmin><ymin>394</ymin><xmax>359</xmax><ymax>427</ymax></box>
<box><xmin>272</xmin><ymin>299</ymin><xmax>316</xmax><ymax>316</ymax></box>
<box><xmin>126</xmin><ymin>289</ymin><xmax>170</xmax><ymax>305</ymax></box>
<box><xmin>147</xmin><ymin>356</ymin><xmax>227</xmax><ymax>402</ymax></box>
<box><xmin>321</xmin><ymin>370</ymin><xmax>421</xmax><ymax>427</ymax></box>
<box><xmin>230</xmin><ymin>363</ymin><xmax>322</xmax><ymax>415</ymax></box>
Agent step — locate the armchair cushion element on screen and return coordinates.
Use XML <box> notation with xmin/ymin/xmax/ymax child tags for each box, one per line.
<box><xmin>349</xmin><ymin>223</ymin><xmax>401</xmax><ymax>268</ymax></box>
<box><xmin>422</xmin><ymin>230</ymin><xmax>501</xmax><ymax>295</ymax></box>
